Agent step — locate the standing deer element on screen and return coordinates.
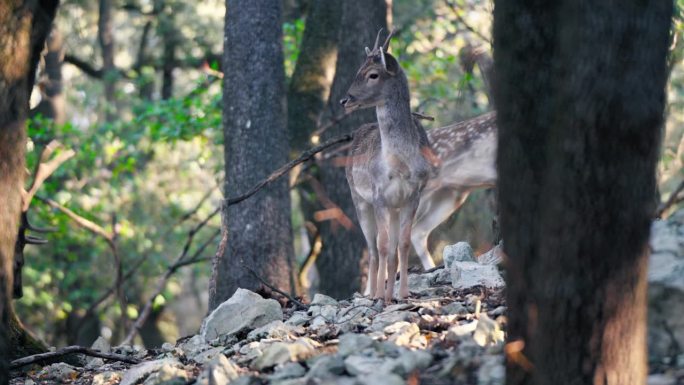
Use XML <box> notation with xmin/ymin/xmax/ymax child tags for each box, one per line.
<box><xmin>412</xmin><ymin>112</ymin><xmax>497</xmax><ymax>269</ymax></box>
<box><xmin>341</xmin><ymin>30</ymin><xmax>435</xmax><ymax>302</ymax></box>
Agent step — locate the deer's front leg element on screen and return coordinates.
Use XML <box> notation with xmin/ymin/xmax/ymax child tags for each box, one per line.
<box><xmin>354</xmin><ymin>202</ymin><xmax>378</xmax><ymax>298</ymax></box>
<box><xmin>377</xmin><ymin>208</ymin><xmax>399</xmax><ymax>302</ymax></box>
<box><xmin>399</xmin><ymin>198</ymin><xmax>420</xmax><ymax>299</ymax></box>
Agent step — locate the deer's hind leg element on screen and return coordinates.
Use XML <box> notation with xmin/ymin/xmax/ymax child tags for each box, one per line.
<box><xmin>354</xmin><ymin>200</ymin><xmax>379</xmax><ymax>298</ymax></box>
<box><xmin>411</xmin><ymin>188</ymin><xmax>470</xmax><ymax>269</ymax></box>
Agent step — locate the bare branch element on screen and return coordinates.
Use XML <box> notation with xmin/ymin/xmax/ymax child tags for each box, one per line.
<box><xmin>444</xmin><ymin>0</ymin><xmax>491</xmax><ymax>44</ymax></box>
<box><xmin>243</xmin><ymin>263</ymin><xmax>308</xmax><ymax>310</ymax></box>
<box><xmin>657</xmin><ymin>179</ymin><xmax>684</xmax><ymax>218</ymax></box>
<box><xmin>225</xmin><ymin>133</ymin><xmax>353</xmax><ymax>207</ymax></box>
<box><xmin>36</xmin><ymin>196</ymin><xmax>113</xmax><ymax>244</ymax></box>
<box><xmin>23</xmin><ymin>141</ymin><xmax>75</xmax><ymax>211</ymax></box>
<box><xmin>10</xmin><ymin>346</ymin><xmax>140</xmax><ymax>369</ymax></box>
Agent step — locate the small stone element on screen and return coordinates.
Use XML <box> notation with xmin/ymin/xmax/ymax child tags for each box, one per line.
<box><xmin>268</xmin><ymin>362</ymin><xmax>307</xmax><ymax>380</ymax></box>
<box><xmin>371</xmin><ymin>311</ymin><xmax>418</xmax><ymax>331</ymax></box>
<box><xmin>311</xmin><ymin>293</ymin><xmax>338</xmax><ymax>306</ymax></box>
<box><xmin>445</xmin><ymin>321</ymin><xmax>478</xmax><ymax>342</ymax></box>
<box><xmin>489</xmin><ymin>306</ymin><xmax>506</xmax><ymax>317</ymax></box>
<box><xmin>355</xmin><ymin>372</ymin><xmax>404</xmax><ymax>385</ymax></box>
<box><xmin>120</xmin><ymin>358</ymin><xmax>181</xmax><ymax>385</ymax></box>
<box><xmin>338</xmin><ymin>333</ymin><xmax>375</xmax><ymax>357</ymax></box>
<box><xmin>306</xmin><ymin>355</ymin><xmax>346</xmax><ymax>378</ymax></box>
<box><xmin>451</xmin><ymin>261</ymin><xmax>505</xmax><ymax>289</ymax></box>
<box><xmin>161</xmin><ymin>342</ymin><xmax>175</xmax><ymax>352</ymax></box>
<box><xmin>247</xmin><ymin>320</ymin><xmax>298</xmax><ymax>341</ymax></box>
<box><xmin>92</xmin><ymin>372</ymin><xmax>122</xmax><ymax>385</ymax></box>
<box><xmin>142</xmin><ymin>364</ymin><xmax>188</xmax><ymax>385</ymax></box>
<box><xmin>344</xmin><ymin>355</ymin><xmax>387</xmax><ymax>376</ymax></box>
<box><xmin>442</xmin><ymin>302</ymin><xmax>469</xmax><ymax>316</ymax></box>
<box><xmin>443</xmin><ymin>242</ymin><xmax>476</xmax><ymax>267</ymax></box>
<box><xmin>384</xmin><ymin>322</ymin><xmax>420</xmax><ymax>347</ymax></box>
<box><xmin>477</xmin><ymin>355</ymin><xmax>504</xmax><ymax>385</ymax></box>
<box><xmin>252</xmin><ymin>338</ymin><xmax>317</xmax><ymax>370</ymax></box>
<box><xmin>190</xmin><ymin>346</ymin><xmax>225</xmax><ymax>365</ymax></box>
<box><xmin>194</xmin><ymin>354</ymin><xmax>240</xmax><ymax>385</ymax></box>
<box><xmin>285</xmin><ymin>311</ymin><xmax>310</xmax><ymax>327</ymax></box>
<box><xmin>473</xmin><ymin>314</ymin><xmax>504</xmax><ymax>347</ymax></box>
<box><xmin>37</xmin><ymin>363</ymin><xmax>78</xmax><ymax>383</ymax></box>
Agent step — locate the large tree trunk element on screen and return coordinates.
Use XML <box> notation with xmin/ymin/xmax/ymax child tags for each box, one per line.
<box><xmin>493</xmin><ymin>1</ymin><xmax>672</xmax><ymax>384</ymax></box>
<box><xmin>0</xmin><ymin>0</ymin><xmax>59</xmax><ymax>381</ymax></box>
<box><xmin>287</xmin><ymin>0</ymin><xmax>341</xmax><ymax>154</ymax></box>
<box><xmin>209</xmin><ymin>0</ymin><xmax>296</xmax><ymax>309</ymax></box>
<box><xmin>315</xmin><ymin>0</ymin><xmax>390</xmax><ymax>299</ymax></box>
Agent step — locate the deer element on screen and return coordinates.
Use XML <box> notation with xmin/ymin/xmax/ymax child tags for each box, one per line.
<box><xmin>412</xmin><ymin>111</ymin><xmax>497</xmax><ymax>269</ymax></box>
<box><xmin>341</xmin><ymin>30</ymin><xmax>435</xmax><ymax>302</ymax></box>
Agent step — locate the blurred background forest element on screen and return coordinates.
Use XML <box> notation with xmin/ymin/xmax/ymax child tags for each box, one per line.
<box><xmin>15</xmin><ymin>0</ymin><xmax>684</xmax><ymax>350</ymax></box>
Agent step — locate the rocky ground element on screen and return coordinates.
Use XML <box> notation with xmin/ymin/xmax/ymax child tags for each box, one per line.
<box><xmin>9</xmin><ymin>209</ymin><xmax>684</xmax><ymax>385</ymax></box>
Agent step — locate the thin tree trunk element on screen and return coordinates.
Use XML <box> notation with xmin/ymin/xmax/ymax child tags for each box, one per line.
<box><xmin>287</xmin><ymin>0</ymin><xmax>341</xmax><ymax>153</ymax></box>
<box><xmin>315</xmin><ymin>0</ymin><xmax>390</xmax><ymax>299</ymax></box>
<box><xmin>98</xmin><ymin>0</ymin><xmax>115</xmax><ymax>120</ymax></box>
<box><xmin>0</xmin><ymin>1</ymin><xmax>59</xmax><ymax>381</ymax></box>
<box><xmin>493</xmin><ymin>1</ymin><xmax>672</xmax><ymax>384</ymax></box>
<box><xmin>30</xmin><ymin>26</ymin><xmax>66</xmax><ymax>126</ymax></box>
<box><xmin>209</xmin><ymin>0</ymin><xmax>297</xmax><ymax>309</ymax></box>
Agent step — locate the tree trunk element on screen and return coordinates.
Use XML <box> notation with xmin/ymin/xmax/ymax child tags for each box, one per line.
<box><xmin>30</xmin><ymin>26</ymin><xmax>66</xmax><ymax>126</ymax></box>
<box><xmin>98</xmin><ymin>0</ymin><xmax>115</xmax><ymax>120</ymax></box>
<box><xmin>493</xmin><ymin>1</ymin><xmax>672</xmax><ymax>384</ymax></box>
<box><xmin>209</xmin><ymin>0</ymin><xmax>297</xmax><ymax>309</ymax></box>
<box><xmin>0</xmin><ymin>0</ymin><xmax>59</xmax><ymax>381</ymax></box>
<box><xmin>315</xmin><ymin>0</ymin><xmax>390</xmax><ymax>299</ymax></box>
<box><xmin>287</xmin><ymin>0</ymin><xmax>341</xmax><ymax>153</ymax></box>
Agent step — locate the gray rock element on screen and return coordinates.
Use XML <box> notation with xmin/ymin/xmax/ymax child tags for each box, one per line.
<box><xmin>477</xmin><ymin>355</ymin><xmax>504</xmax><ymax>385</ymax></box>
<box><xmin>307</xmin><ymin>355</ymin><xmax>346</xmax><ymax>378</ymax></box>
<box><xmin>142</xmin><ymin>364</ymin><xmax>189</xmax><ymax>385</ymax></box>
<box><xmin>354</xmin><ymin>372</ymin><xmax>404</xmax><ymax>385</ymax></box>
<box><xmin>370</xmin><ymin>311</ymin><xmax>418</xmax><ymax>331</ymax></box>
<box><xmin>247</xmin><ymin>320</ymin><xmax>299</xmax><ymax>341</ymax></box>
<box><xmin>473</xmin><ymin>315</ymin><xmax>505</xmax><ymax>347</ymax></box>
<box><xmin>451</xmin><ymin>261</ymin><xmax>505</xmax><ymax>289</ymax></box>
<box><xmin>268</xmin><ymin>362</ymin><xmax>306</xmax><ymax>380</ymax></box>
<box><xmin>200</xmin><ymin>288</ymin><xmax>283</xmax><ymax>341</ymax></box>
<box><xmin>285</xmin><ymin>311</ymin><xmax>310</xmax><ymax>327</ymax></box>
<box><xmin>37</xmin><ymin>363</ymin><xmax>78</xmax><ymax>383</ymax></box>
<box><xmin>252</xmin><ymin>338</ymin><xmax>317</xmax><ymax>370</ymax></box>
<box><xmin>179</xmin><ymin>334</ymin><xmax>214</xmax><ymax>357</ymax></box>
<box><xmin>647</xmin><ymin>374</ymin><xmax>677</xmax><ymax>385</ymax></box>
<box><xmin>311</xmin><ymin>293</ymin><xmax>338</xmax><ymax>306</ymax></box>
<box><xmin>384</xmin><ymin>322</ymin><xmax>420</xmax><ymax>347</ymax></box>
<box><xmin>442</xmin><ymin>302</ymin><xmax>469</xmax><ymax>316</ymax></box>
<box><xmin>190</xmin><ymin>346</ymin><xmax>226</xmax><ymax>365</ymax></box>
<box><xmin>92</xmin><ymin>371</ymin><xmax>122</xmax><ymax>385</ymax></box>
<box><xmin>344</xmin><ymin>355</ymin><xmax>387</xmax><ymax>376</ymax></box>
<box><xmin>478</xmin><ymin>243</ymin><xmax>504</xmax><ymax>265</ymax></box>
<box><xmin>120</xmin><ymin>358</ymin><xmax>182</xmax><ymax>385</ymax></box>
<box><xmin>444</xmin><ymin>242</ymin><xmax>476</xmax><ymax>267</ymax></box>
<box><xmin>194</xmin><ymin>354</ymin><xmax>240</xmax><ymax>385</ymax></box>
<box><xmin>649</xmin><ymin>213</ymin><xmax>684</xmax><ymax>364</ymax></box>
<box><xmin>446</xmin><ymin>321</ymin><xmax>478</xmax><ymax>342</ymax></box>
<box><xmin>338</xmin><ymin>333</ymin><xmax>375</xmax><ymax>357</ymax></box>
<box><xmin>87</xmin><ymin>336</ymin><xmax>110</xmax><ymax>368</ymax></box>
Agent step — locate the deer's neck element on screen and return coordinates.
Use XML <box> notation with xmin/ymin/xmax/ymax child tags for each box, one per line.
<box><xmin>376</xmin><ymin>74</ymin><xmax>420</xmax><ymax>155</ymax></box>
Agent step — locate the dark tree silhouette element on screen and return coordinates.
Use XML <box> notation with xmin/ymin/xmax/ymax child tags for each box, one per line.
<box><xmin>315</xmin><ymin>0</ymin><xmax>390</xmax><ymax>299</ymax></box>
<box><xmin>209</xmin><ymin>0</ymin><xmax>297</xmax><ymax>309</ymax></box>
<box><xmin>0</xmin><ymin>0</ymin><xmax>59</xmax><ymax>381</ymax></box>
<box><xmin>493</xmin><ymin>1</ymin><xmax>672</xmax><ymax>384</ymax></box>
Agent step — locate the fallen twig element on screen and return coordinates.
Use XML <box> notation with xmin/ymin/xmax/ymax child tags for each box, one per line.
<box><xmin>657</xmin><ymin>179</ymin><xmax>684</xmax><ymax>218</ymax></box>
<box><xmin>243</xmin><ymin>263</ymin><xmax>308</xmax><ymax>310</ymax></box>
<box><xmin>10</xmin><ymin>346</ymin><xmax>140</xmax><ymax>369</ymax></box>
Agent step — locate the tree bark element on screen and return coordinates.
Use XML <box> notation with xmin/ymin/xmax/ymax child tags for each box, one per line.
<box><xmin>493</xmin><ymin>1</ymin><xmax>672</xmax><ymax>384</ymax></box>
<box><xmin>30</xmin><ymin>26</ymin><xmax>66</xmax><ymax>126</ymax></box>
<box><xmin>209</xmin><ymin>0</ymin><xmax>297</xmax><ymax>309</ymax></box>
<box><xmin>287</xmin><ymin>0</ymin><xmax>341</xmax><ymax>153</ymax></box>
<box><xmin>0</xmin><ymin>0</ymin><xmax>59</xmax><ymax>381</ymax></box>
<box><xmin>98</xmin><ymin>0</ymin><xmax>115</xmax><ymax>120</ymax></box>
<box><xmin>315</xmin><ymin>0</ymin><xmax>390</xmax><ymax>299</ymax></box>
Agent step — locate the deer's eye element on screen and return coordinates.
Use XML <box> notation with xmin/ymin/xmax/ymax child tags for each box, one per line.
<box><xmin>369</xmin><ymin>73</ymin><xmax>379</xmax><ymax>80</ymax></box>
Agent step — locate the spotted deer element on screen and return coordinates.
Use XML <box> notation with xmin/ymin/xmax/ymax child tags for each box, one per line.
<box><xmin>341</xmin><ymin>30</ymin><xmax>435</xmax><ymax>301</ymax></box>
<box><xmin>413</xmin><ymin>112</ymin><xmax>497</xmax><ymax>269</ymax></box>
